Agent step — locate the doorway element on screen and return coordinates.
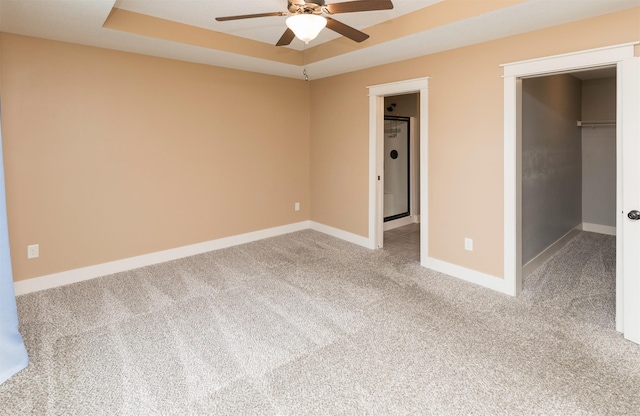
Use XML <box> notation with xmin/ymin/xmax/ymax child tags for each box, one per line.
<box><xmin>367</xmin><ymin>78</ymin><xmax>429</xmax><ymax>266</ymax></box>
<box><xmin>519</xmin><ymin>68</ymin><xmax>617</xmax><ymax>328</ymax></box>
<box><xmin>502</xmin><ymin>43</ymin><xmax>640</xmax><ymax>343</ymax></box>
<box><xmin>383</xmin><ymin>92</ymin><xmax>420</xmax><ymax>232</ymax></box>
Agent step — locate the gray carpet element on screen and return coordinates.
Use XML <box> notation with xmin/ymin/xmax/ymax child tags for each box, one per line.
<box><xmin>1</xmin><ymin>230</ymin><xmax>639</xmax><ymax>415</ymax></box>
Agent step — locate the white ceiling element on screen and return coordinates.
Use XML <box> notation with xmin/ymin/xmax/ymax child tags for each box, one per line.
<box><xmin>1</xmin><ymin>0</ymin><xmax>638</xmax><ymax>80</ymax></box>
<box><xmin>116</xmin><ymin>0</ymin><xmax>438</xmax><ymax>49</ymax></box>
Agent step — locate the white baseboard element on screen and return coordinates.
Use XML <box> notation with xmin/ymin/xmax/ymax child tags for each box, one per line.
<box><xmin>522</xmin><ymin>227</ymin><xmax>582</xmax><ymax>278</ymax></box>
<box><xmin>424</xmin><ymin>257</ymin><xmax>512</xmax><ymax>295</ymax></box>
<box><xmin>582</xmin><ymin>222</ymin><xmax>616</xmax><ymax>236</ymax></box>
<box><xmin>15</xmin><ymin>219</ymin><xmax>516</xmax><ymax>299</ymax></box>
<box><xmin>14</xmin><ymin>221</ymin><xmax>311</xmax><ymax>296</ymax></box>
<box><xmin>309</xmin><ymin>221</ymin><xmax>372</xmax><ymax>249</ymax></box>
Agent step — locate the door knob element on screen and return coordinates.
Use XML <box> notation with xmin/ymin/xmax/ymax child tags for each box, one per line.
<box><xmin>629</xmin><ymin>210</ymin><xmax>640</xmax><ymax>220</ymax></box>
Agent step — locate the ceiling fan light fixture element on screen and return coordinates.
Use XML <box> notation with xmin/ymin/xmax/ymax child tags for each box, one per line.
<box><xmin>286</xmin><ymin>14</ymin><xmax>327</xmax><ymax>43</ymax></box>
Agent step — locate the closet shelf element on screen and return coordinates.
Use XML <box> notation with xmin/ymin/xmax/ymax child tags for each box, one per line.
<box><xmin>577</xmin><ymin>120</ymin><xmax>616</xmax><ymax>127</ymax></box>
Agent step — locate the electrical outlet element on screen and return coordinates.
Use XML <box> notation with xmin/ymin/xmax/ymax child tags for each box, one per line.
<box><xmin>295</xmin><ymin>202</ymin><xmax>300</xmax><ymax>211</ymax></box>
<box><xmin>464</xmin><ymin>238</ymin><xmax>473</xmax><ymax>252</ymax></box>
<box><xmin>27</xmin><ymin>244</ymin><xmax>39</xmax><ymax>259</ymax></box>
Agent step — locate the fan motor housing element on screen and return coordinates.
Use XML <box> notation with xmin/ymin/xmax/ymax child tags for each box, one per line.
<box><xmin>288</xmin><ymin>1</ymin><xmax>326</xmax><ymax>14</ymax></box>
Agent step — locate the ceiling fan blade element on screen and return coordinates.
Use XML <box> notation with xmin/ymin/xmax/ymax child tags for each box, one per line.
<box><xmin>276</xmin><ymin>28</ymin><xmax>296</xmax><ymax>46</ymax></box>
<box><xmin>325</xmin><ymin>17</ymin><xmax>369</xmax><ymax>42</ymax></box>
<box><xmin>215</xmin><ymin>12</ymin><xmax>286</xmax><ymax>22</ymax></box>
<box><xmin>325</xmin><ymin>0</ymin><xmax>393</xmax><ymax>14</ymax></box>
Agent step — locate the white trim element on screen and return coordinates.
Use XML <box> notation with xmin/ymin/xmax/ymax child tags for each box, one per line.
<box><xmin>503</xmin><ymin>75</ymin><xmax>521</xmax><ymax>297</ymax></box>
<box><xmin>309</xmin><ymin>221</ymin><xmax>372</xmax><ymax>248</ymax></box>
<box><xmin>582</xmin><ymin>222</ymin><xmax>617</xmax><ymax>236</ymax></box>
<box><xmin>501</xmin><ymin>42</ymin><xmax>638</xmax><ymax>77</ymax></box>
<box><xmin>616</xmin><ymin>62</ymin><xmax>625</xmax><ymax>333</ymax></box>
<box><xmin>522</xmin><ymin>227</ymin><xmax>581</xmax><ymax>277</ymax></box>
<box><xmin>14</xmin><ymin>221</ymin><xmax>311</xmax><ymax>295</ymax></box>
<box><xmin>409</xmin><ymin>117</ymin><xmax>419</xmax><ymax>226</ymax></box>
<box><xmin>368</xmin><ymin>93</ymin><xmax>384</xmax><ymax>249</ymax></box>
<box><xmin>425</xmin><ymin>257</ymin><xmax>511</xmax><ymax>295</ymax></box>
<box><xmin>367</xmin><ymin>78</ymin><xmax>430</xmax><ymax>97</ymax></box>
<box><xmin>418</xmin><ymin>87</ymin><xmax>429</xmax><ymax>268</ymax></box>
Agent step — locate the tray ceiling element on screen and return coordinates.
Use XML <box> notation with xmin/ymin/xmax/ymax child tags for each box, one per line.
<box><xmin>1</xmin><ymin>0</ymin><xmax>638</xmax><ymax>79</ymax></box>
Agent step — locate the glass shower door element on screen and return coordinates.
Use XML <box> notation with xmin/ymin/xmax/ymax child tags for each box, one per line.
<box><xmin>384</xmin><ymin>116</ymin><xmax>410</xmax><ymax>221</ymax></box>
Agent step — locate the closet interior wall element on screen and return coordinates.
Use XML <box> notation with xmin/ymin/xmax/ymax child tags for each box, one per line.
<box><xmin>521</xmin><ymin>72</ymin><xmax>617</xmax><ymax>268</ymax></box>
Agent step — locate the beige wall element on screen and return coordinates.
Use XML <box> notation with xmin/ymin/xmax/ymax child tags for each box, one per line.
<box><xmin>309</xmin><ymin>8</ymin><xmax>640</xmax><ymax>278</ymax></box>
<box><xmin>2</xmin><ymin>7</ymin><xmax>639</xmax><ymax>284</ymax></box>
<box><xmin>1</xmin><ymin>34</ymin><xmax>310</xmax><ymax>281</ymax></box>
<box><xmin>309</xmin><ymin>71</ymin><xmax>371</xmax><ymax>234</ymax></box>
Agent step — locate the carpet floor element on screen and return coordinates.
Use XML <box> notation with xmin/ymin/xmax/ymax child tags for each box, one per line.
<box><xmin>1</xmin><ymin>230</ymin><xmax>638</xmax><ymax>415</ymax></box>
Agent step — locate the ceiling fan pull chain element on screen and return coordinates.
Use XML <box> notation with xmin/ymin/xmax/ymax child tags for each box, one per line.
<box><xmin>303</xmin><ymin>43</ymin><xmax>309</xmax><ymax>81</ymax></box>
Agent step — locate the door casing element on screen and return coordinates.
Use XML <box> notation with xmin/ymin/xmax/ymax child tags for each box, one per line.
<box><xmin>368</xmin><ymin>78</ymin><xmax>429</xmax><ymax>266</ymax></box>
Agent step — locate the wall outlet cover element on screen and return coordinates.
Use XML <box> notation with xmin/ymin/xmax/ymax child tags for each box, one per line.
<box><xmin>27</xmin><ymin>244</ymin><xmax>39</xmax><ymax>259</ymax></box>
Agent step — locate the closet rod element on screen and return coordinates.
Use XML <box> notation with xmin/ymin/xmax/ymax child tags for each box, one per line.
<box><xmin>576</xmin><ymin>120</ymin><xmax>616</xmax><ymax>127</ymax></box>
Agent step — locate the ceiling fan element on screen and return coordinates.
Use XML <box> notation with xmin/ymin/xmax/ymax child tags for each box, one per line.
<box><xmin>215</xmin><ymin>0</ymin><xmax>394</xmax><ymax>46</ymax></box>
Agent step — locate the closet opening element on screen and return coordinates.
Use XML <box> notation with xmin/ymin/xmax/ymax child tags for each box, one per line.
<box><xmin>520</xmin><ymin>66</ymin><xmax>617</xmax><ymax>327</ymax></box>
<box><xmin>503</xmin><ymin>43</ymin><xmax>639</xmax><ymax>342</ymax></box>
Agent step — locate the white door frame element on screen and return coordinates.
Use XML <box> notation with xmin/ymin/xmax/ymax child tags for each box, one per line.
<box><xmin>368</xmin><ymin>78</ymin><xmax>429</xmax><ymax>266</ymax></box>
<box><xmin>502</xmin><ymin>43</ymin><xmax>639</xmax><ymax>341</ymax></box>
